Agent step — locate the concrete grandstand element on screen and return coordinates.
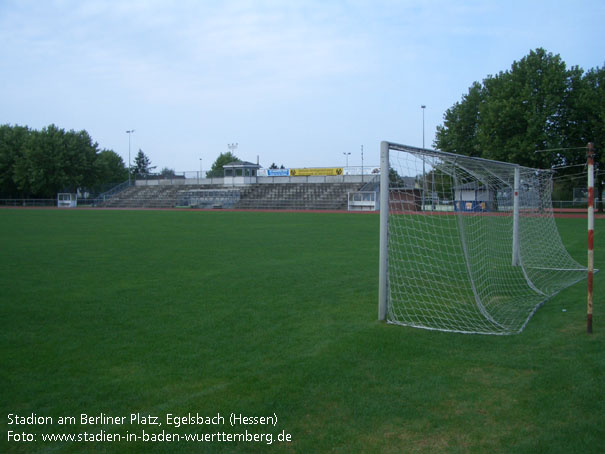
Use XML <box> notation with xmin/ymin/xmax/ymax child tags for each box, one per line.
<box><xmin>99</xmin><ymin>162</ymin><xmax>380</xmax><ymax>210</ymax></box>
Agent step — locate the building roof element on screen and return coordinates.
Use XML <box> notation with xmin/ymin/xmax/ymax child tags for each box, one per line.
<box><xmin>455</xmin><ymin>181</ymin><xmax>490</xmax><ymax>190</ymax></box>
<box><xmin>223</xmin><ymin>161</ymin><xmax>261</xmax><ymax>169</ymax></box>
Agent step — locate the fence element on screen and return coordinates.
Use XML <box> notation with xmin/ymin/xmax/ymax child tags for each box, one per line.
<box><xmin>134</xmin><ymin>167</ymin><xmax>381</xmax><ymax>186</ymax></box>
<box><xmin>135</xmin><ymin>173</ymin><xmax>225</xmax><ymax>186</ymax></box>
<box><xmin>134</xmin><ymin>174</ymin><xmax>377</xmax><ymax>186</ymax></box>
<box><xmin>0</xmin><ymin>198</ymin><xmax>112</xmax><ymax>207</ymax></box>
<box><xmin>552</xmin><ymin>200</ymin><xmax>596</xmax><ymax>209</ymax></box>
<box><xmin>0</xmin><ymin>199</ymin><xmax>56</xmax><ymax>207</ymax></box>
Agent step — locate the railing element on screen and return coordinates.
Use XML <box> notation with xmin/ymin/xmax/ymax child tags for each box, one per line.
<box><xmin>0</xmin><ymin>199</ymin><xmax>56</xmax><ymax>207</ymax></box>
<box><xmin>76</xmin><ymin>198</ymin><xmax>107</xmax><ymax>207</ymax></box>
<box><xmin>359</xmin><ymin>174</ymin><xmax>380</xmax><ymax>192</ymax></box>
<box><xmin>97</xmin><ymin>180</ymin><xmax>131</xmax><ymax>202</ymax></box>
<box><xmin>133</xmin><ymin>168</ymin><xmax>381</xmax><ymax>186</ymax></box>
<box><xmin>256</xmin><ymin>175</ymin><xmax>369</xmax><ymax>184</ymax></box>
<box><xmin>176</xmin><ymin>189</ymin><xmax>241</xmax><ymax>209</ymax></box>
<box><xmin>135</xmin><ymin>173</ymin><xmax>225</xmax><ymax>186</ymax></box>
<box><xmin>551</xmin><ymin>200</ymin><xmax>600</xmax><ymax>209</ymax></box>
<box><xmin>0</xmin><ymin>198</ymin><xmax>111</xmax><ymax>207</ymax></box>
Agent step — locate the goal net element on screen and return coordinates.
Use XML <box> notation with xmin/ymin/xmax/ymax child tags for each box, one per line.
<box><xmin>378</xmin><ymin>142</ymin><xmax>587</xmax><ymax>335</ymax></box>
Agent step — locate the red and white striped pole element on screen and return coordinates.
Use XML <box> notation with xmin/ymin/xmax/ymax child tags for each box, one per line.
<box><xmin>587</xmin><ymin>143</ymin><xmax>595</xmax><ymax>334</ymax></box>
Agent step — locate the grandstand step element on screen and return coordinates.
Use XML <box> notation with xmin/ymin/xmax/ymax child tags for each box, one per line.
<box><xmin>99</xmin><ymin>182</ymin><xmax>366</xmax><ymax>210</ymax></box>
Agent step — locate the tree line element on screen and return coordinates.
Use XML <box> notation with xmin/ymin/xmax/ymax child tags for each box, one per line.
<box><xmin>434</xmin><ymin>48</ymin><xmax>604</xmax><ymax>203</ymax></box>
<box><xmin>0</xmin><ymin>124</ymin><xmax>128</xmax><ymax>198</ymax></box>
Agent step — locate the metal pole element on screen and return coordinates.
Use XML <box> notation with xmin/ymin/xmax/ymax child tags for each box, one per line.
<box><xmin>361</xmin><ymin>145</ymin><xmax>364</xmax><ymax>183</ymax></box>
<box><xmin>587</xmin><ymin>143</ymin><xmax>595</xmax><ymax>334</ymax></box>
<box><xmin>378</xmin><ymin>141</ymin><xmax>390</xmax><ymax>321</ymax></box>
<box><xmin>421</xmin><ymin>105</ymin><xmax>426</xmax><ymax>210</ymax></box>
<box><xmin>421</xmin><ymin>105</ymin><xmax>426</xmax><ymax>149</ymax></box>
<box><xmin>512</xmin><ymin>166</ymin><xmax>521</xmax><ymax>266</ymax></box>
<box><xmin>126</xmin><ymin>130</ymin><xmax>134</xmax><ymax>186</ymax></box>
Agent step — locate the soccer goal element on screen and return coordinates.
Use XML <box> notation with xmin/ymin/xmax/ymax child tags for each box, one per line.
<box><xmin>378</xmin><ymin>141</ymin><xmax>588</xmax><ymax>335</ymax></box>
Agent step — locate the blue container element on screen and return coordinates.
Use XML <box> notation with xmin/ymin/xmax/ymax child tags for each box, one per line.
<box><xmin>454</xmin><ymin>200</ymin><xmax>489</xmax><ymax>212</ymax></box>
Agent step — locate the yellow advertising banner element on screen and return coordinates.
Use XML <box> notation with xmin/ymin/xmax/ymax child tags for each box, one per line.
<box><xmin>290</xmin><ymin>167</ymin><xmax>343</xmax><ymax>176</ymax></box>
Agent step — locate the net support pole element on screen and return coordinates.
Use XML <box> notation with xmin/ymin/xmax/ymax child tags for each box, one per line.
<box><xmin>512</xmin><ymin>166</ymin><xmax>521</xmax><ymax>266</ymax></box>
<box><xmin>378</xmin><ymin>141</ymin><xmax>390</xmax><ymax>321</ymax></box>
<box><xmin>587</xmin><ymin>143</ymin><xmax>595</xmax><ymax>334</ymax></box>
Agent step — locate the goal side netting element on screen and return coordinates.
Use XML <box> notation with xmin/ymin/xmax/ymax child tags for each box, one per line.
<box><xmin>378</xmin><ymin>142</ymin><xmax>588</xmax><ymax>335</ymax></box>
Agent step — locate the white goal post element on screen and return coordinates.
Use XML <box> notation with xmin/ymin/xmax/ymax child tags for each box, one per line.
<box><xmin>378</xmin><ymin>141</ymin><xmax>588</xmax><ymax>335</ymax></box>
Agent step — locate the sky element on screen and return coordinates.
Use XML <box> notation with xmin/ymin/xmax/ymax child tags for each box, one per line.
<box><xmin>1</xmin><ymin>0</ymin><xmax>603</xmax><ymax>173</ymax></box>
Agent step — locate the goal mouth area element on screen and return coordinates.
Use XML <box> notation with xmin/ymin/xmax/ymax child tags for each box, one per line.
<box><xmin>378</xmin><ymin>141</ymin><xmax>589</xmax><ymax>335</ymax></box>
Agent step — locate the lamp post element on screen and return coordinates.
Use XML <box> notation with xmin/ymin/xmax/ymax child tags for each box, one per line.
<box><xmin>361</xmin><ymin>145</ymin><xmax>364</xmax><ymax>183</ymax></box>
<box><xmin>126</xmin><ymin>129</ymin><xmax>135</xmax><ymax>185</ymax></box>
<box><xmin>421</xmin><ymin>105</ymin><xmax>426</xmax><ymax>149</ymax></box>
<box><xmin>421</xmin><ymin>105</ymin><xmax>426</xmax><ymax>210</ymax></box>
<box><xmin>343</xmin><ymin>152</ymin><xmax>351</xmax><ymax>168</ymax></box>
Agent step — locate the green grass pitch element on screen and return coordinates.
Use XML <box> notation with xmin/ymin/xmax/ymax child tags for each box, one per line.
<box><xmin>1</xmin><ymin>209</ymin><xmax>603</xmax><ymax>453</ymax></box>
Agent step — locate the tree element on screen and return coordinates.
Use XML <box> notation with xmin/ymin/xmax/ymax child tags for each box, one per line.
<box><xmin>0</xmin><ymin>124</ymin><xmax>133</xmax><ymax>198</ymax></box>
<box><xmin>478</xmin><ymin>49</ymin><xmax>575</xmax><ymax>168</ymax></box>
<box><xmin>435</xmin><ymin>82</ymin><xmax>483</xmax><ymax>157</ymax></box>
<box><xmin>207</xmin><ymin>152</ymin><xmax>239</xmax><ymax>177</ymax></box>
<box><xmin>132</xmin><ymin>149</ymin><xmax>155</xmax><ymax>176</ymax></box>
<box><xmin>388</xmin><ymin>167</ymin><xmax>404</xmax><ymax>185</ymax></box>
<box><xmin>160</xmin><ymin>167</ymin><xmax>176</xmax><ymax>177</ymax></box>
<box><xmin>575</xmin><ymin>65</ymin><xmax>605</xmax><ymax>211</ymax></box>
<box><xmin>0</xmin><ymin>124</ymin><xmax>29</xmax><ymax>197</ymax></box>
<box><xmin>435</xmin><ymin>49</ymin><xmax>605</xmax><ymax>209</ymax></box>
<box><xmin>579</xmin><ymin>66</ymin><xmax>605</xmax><ymax>148</ymax></box>
<box><xmin>13</xmin><ymin>124</ymin><xmax>98</xmax><ymax>197</ymax></box>
<box><xmin>94</xmin><ymin>149</ymin><xmax>128</xmax><ymax>191</ymax></box>
<box><xmin>435</xmin><ymin>49</ymin><xmax>602</xmax><ymax>166</ymax></box>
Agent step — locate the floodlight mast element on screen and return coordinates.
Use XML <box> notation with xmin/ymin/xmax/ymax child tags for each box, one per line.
<box><xmin>343</xmin><ymin>152</ymin><xmax>351</xmax><ymax>168</ymax></box>
<box><xmin>361</xmin><ymin>145</ymin><xmax>364</xmax><ymax>183</ymax></box>
<box><xmin>126</xmin><ymin>130</ymin><xmax>135</xmax><ymax>186</ymax></box>
<box><xmin>421</xmin><ymin>105</ymin><xmax>426</xmax><ymax>210</ymax></box>
<box><xmin>421</xmin><ymin>105</ymin><xmax>426</xmax><ymax>149</ymax></box>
